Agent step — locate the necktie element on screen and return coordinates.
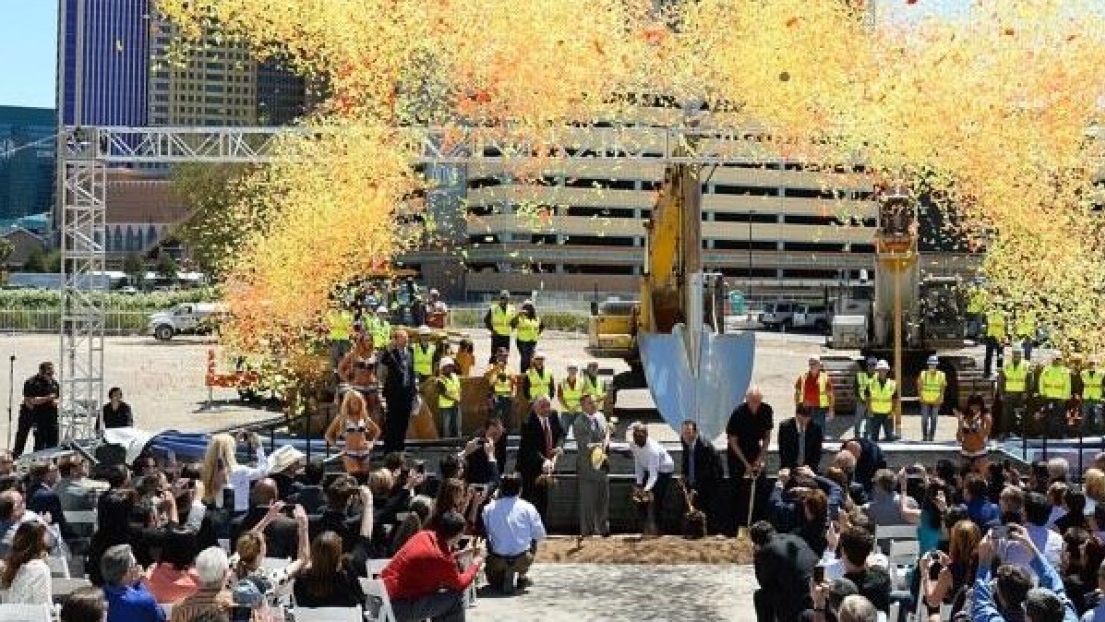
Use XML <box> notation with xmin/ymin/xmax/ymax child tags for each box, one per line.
<box><xmin>688</xmin><ymin>443</ymin><xmax>696</xmax><ymax>486</ymax></box>
<box><xmin>542</xmin><ymin>418</ymin><xmax>552</xmax><ymax>458</ymax></box>
<box><xmin>797</xmin><ymin>423</ymin><xmax>806</xmax><ymax>466</ymax></box>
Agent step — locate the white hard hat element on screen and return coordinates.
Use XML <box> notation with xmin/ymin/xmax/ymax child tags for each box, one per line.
<box><xmin>417</xmin><ymin>325</ymin><xmax>432</xmax><ymax>336</ymax></box>
<box><xmin>567</xmin><ymin>361</ymin><xmax>580</xmax><ymax>370</ymax></box>
<box><xmin>430</xmin><ymin>288</ymin><xmax>439</xmax><ymax>295</ymax></box>
<box><xmin>533</xmin><ymin>351</ymin><xmax>547</xmax><ymax>360</ymax></box>
<box><xmin>808</xmin><ymin>355</ymin><xmax>821</xmax><ymax>364</ymax></box>
<box><xmin>927</xmin><ymin>355</ymin><xmax>939</xmax><ymax>366</ymax></box>
<box><xmin>440</xmin><ymin>357</ymin><xmax>455</xmax><ymax>367</ymax></box>
<box><xmin>876</xmin><ymin>360</ymin><xmax>890</xmax><ymax>371</ymax></box>
<box><xmin>375</xmin><ymin>305</ymin><xmax>388</xmax><ymax>313</ymax></box>
<box><xmin>434</xmin><ymin>301</ymin><xmax>446</xmax><ymax>311</ymax></box>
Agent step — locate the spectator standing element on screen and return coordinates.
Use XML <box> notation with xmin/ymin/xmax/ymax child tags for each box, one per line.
<box><xmin>574</xmin><ymin>395</ymin><xmax>611</xmax><ymax>537</ymax></box>
<box><xmin>778</xmin><ymin>404</ymin><xmax>824</xmax><ymax>473</ymax></box>
<box><xmin>726</xmin><ymin>387</ymin><xmax>773</xmax><ymax>532</ymax></box>
<box><xmin>512</xmin><ymin>300</ymin><xmax>544</xmax><ymax>373</ymax></box>
<box><xmin>917</xmin><ymin>356</ymin><xmax>946</xmax><ymax>442</ymax></box>
<box><xmin>436</xmin><ymin>357</ymin><xmax>463</xmax><ymax>438</ymax></box>
<box><xmin>998</xmin><ymin>348</ymin><xmax>1031</xmax><ymax>439</ymax></box>
<box><xmin>16</xmin><ymin>361</ymin><xmax>59</xmax><ymax>457</ymax></box>
<box><xmin>101</xmin><ymin>544</ymin><xmax>165</xmax><ymax>622</ymax></box>
<box><xmin>517</xmin><ymin>397</ymin><xmax>564</xmax><ymax>521</ymax></box>
<box><xmin>794</xmin><ymin>356</ymin><xmax>835</xmax><ymax>432</ymax></box>
<box><xmin>0</xmin><ymin>521</ymin><xmax>52</xmax><ymax>605</ymax></box>
<box><xmin>750</xmin><ymin>520</ymin><xmax>818</xmax><ymax>621</ymax></box>
<box><xmin>629</xmin><ymin>422</ymin><xmax>676</xmax><ymax>535</ymax></box>
<box><xmin>382</xmin><ymin>511</ymin><xmax>482</xmax><ymax>620</ymax></box>
<box><xmin>680</xmin><ymin>419</ymin><xmax>723</xmax><ymax>534</ymax></box>
<box><xmin>483</xmin><ymin>290</ymin><xmax>517</xmax><ymax>364</ymax></box>
<box><xmin>200</xmin><ymin>432</ymin><xmax>269</xmax><ymax>516</ymax></box>
<box><xmin>483</xmin><ymin>474</ymin><xmax>546</xmax><ymax>593</ymax></box>
<box><xmin>101</xmin><ymin>387</ymin><xmax>134</xmax><ymax>430</ymax></box>
<box><xmin>379</xmin><ymin>328</ymin><xmax>419</xmax><ymax>453</ymax></box>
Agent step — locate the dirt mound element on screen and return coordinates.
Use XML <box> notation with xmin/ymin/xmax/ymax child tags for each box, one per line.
<box><xmin>538</xmin><ymin>535</ymin><xmax>754</xmax><ymax>565</ymax></box>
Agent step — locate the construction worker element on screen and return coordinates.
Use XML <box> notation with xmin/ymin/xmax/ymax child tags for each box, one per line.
<box><xmin>1037</xmin><ymin>354</ymin><xmax>1072</xmax><ymax>439</ymax></box>
<box><xmin>867</xmin><ymin>360</ymin><xmax>897</xmax><ymax>442</ymax></box>
<box><xmin>559</xmin><ymin>362</ymin><xmax>585</xmax><ymax>439</ymax></box>
<box><xmin>794</xmin><ymin>356</ymin><xmax>834</xmax><ymax>432</ymax></box>
<box><xmin>1081</xmin><ymin>358</ymin><xmax>1104</xmax><ymax>435</ymax></box>
<box><xmin>983</xmin><ymin>308</ymin><xmax>1007</xmax><ymax>378</ymax></box>
<box><xmin>965</xmin><ymin>285</ymin><xmax>987</xmax><ymax>339</ymax></box>
<box><xmin>368</xmin><ymin>305</ymin><xmax>392</xmax><ymax>352</ymax></box>
<box><xmin>484</xmin><ymin>347</ymin><xmax>516</xmax><ymax>429</ymax></box>
<box><xmin>582</xmin><ymin>361</ymin><xmax>607</xmax><ymax>407</ymax></box>
<box><xmin>437</xmin><ymin>357</ymin><xmax>462</xmax><ymax>437</ymax></box>
<box><xmin>325</xmin><ymin>303</ymin><xmax>355</xmax><ymax>373</ymax></box>
<box><xmin>483</xmin><ymin>290</ymin><xmax>517</xmax><ymax>364</ymax></box>
<box><xmin>512</xmin><ymin>299</ymin><xmax>544</xmax><ymax>373</ymax></box>
<box><xmin>1013</xmin><ymin>308</ymin><xmax>1037</xmax><ymax>362</ymax></box>
<box><xmin>853</xmin><ymin>357</ymin><xmax>877</xmax><ymax>438</ymax></box>
<box><xmin>412</xmin><ymin>325</ymin><xmax>439</xmax><ymax>382</ymax></box>
<box><xmin>917</xmin><ymin>355</ymin><xmax>946</xmax><ymax>442</ymax></box>
<box><xmin>522</xmin><ymin>352</ymin><xmax>555</xmax><ymax>403</ymax></box>
<box><xmin>997</xmin><ymin>348</ymin><xmax>1031</xmax><ymax>439</ymax></box>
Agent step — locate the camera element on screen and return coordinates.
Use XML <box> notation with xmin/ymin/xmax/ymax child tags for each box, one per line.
<box><xmin>476</xmin><ymin>437</ymin><xmax>488</xmax><ymax>446</ymax></box>
<box><xmin>813</xmin><ymin>564</ymin><xmax>825</xmax><ymax>584</ymax></box>
<box><xmin>414</xmin><ymin>460</ymin><xmax>426</xmax><ymax>474</ymax></box>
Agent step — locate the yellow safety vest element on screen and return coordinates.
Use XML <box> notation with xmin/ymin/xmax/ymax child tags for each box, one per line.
<box><xmin>856</xmin><ymin>371</ymin><xmax>874</xmax><ymax>400</ymax></box>
<box><xmin>967</xmin><ymin>291</ymin><xmax>986</xmax><ymax>315</ymax></box>
<box><xmin>413</xmin><ymin>343</ymin><xmax>436</xmax><ymax>376</ymax></box>
<box><xmin>559</xmin><ymin>378</ymin><xmax>583</xmax><ymax>412</ymax></box>
<box><xmin>526</xmin><ymin>369</ymin><xmax>553</xmax><ymax>399</ymax></box>
<box><xmin>796</xmin><ymin>372</ymin><xmax>832</xmax><ymax>408</ymax></box>
<box><xmin>869</xmin><ymin>378</ymin><xmax>896</xmax><ymax>415</ymax></box>
<box><xmin>490</xmin><ymin>304</ymin><xmax>517</xmax><ymax>337</ymax></box>
<box><xmin>1014</xmin><ymin>313</ymin><xmax>1036</xmax><ymax>339</ymax></box>
<box><xmin>985</xmin><ymin>311</ymin><xmax>1006</xmax><ymax>340</ymax></box>
<box><xmin>1003</xmin><ymin>361</ymin><xmax>1029</xmax><ymax>394</ymax></box>
<box><xmin>438</xmin><ymin>373</ymin><xmax>461</xmax><ymax>408</ymax></box>
<box><xmin>1082</xmin><ymin>369</ymin><xmax>1103</xmax><ymax>401</ymax></box>
<box><xmin>491</xmin><ymin>367</ymin><xmax>515</xmax><ymax>396</ymax></box>
<box><xmin>583</xmin><ymin>375</ymin><xmax>606</xmax><ymax>400</ymax></box>
<box><xmin>515</xmin><ymin>316</ymin><xmax>541</xmax><ymax>343</ymax></box>
<box><xmin>370</xmin><ymin>318</ymin><xmax>391</xmax><ymax>349</ymax></box>
<box><xmin>327</xmin><ymin>309</ymin><xmax>353</xmax><ymax>341</ymax></box>
<box><xmin>920</xmin><ymin>370</ymin><xmax>946</xmax><ymax>405</ymax></box>
<box><xmin>1038</xmin><ymin>365</ymin><xmax>1072</xmax><ymax>400</ymax></box>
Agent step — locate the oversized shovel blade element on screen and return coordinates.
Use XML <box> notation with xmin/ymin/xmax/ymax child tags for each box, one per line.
<box><xmin>639</xmin><ymin>325</ymin><xmax>756</xmax><ymax>440</ymax></box>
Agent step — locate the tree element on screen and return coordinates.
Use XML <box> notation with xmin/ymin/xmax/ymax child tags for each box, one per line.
<box><xmin>122</xmin><ymin>253</ymin><xmax>146</xmax><ymax>288</ymax></box>
<box><xmin>170</xmin><ymin>163</ymin><xmax>262</xmax><ymax>278</ymax></box>
<box><xmin>0</xmin><ymin>239</ymin><xmax>13</xmax><ymax>268</ymax></box>
<box><xmin>22</xmin><ymin>247</ymin><xmax>47</xmax><ymax>273</ymax></box>
<box><xmin>155</xmin><ymin>252</ymin><xmax>179</xmax><ymax>283</ymax></box>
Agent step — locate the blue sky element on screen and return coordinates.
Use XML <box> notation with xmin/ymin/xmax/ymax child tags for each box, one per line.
<box><xmin>0</xmin><ymin>0</ymin><xmax>967</xmax><ymax>110</ymax></box>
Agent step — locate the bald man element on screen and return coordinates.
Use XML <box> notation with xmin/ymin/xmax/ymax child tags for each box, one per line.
<box><xmin>229</xmin><ymin>478</ymin><xmax>300</xmax><ymax>558</ymax></box>
<box><xmin>517</xmin><ymin>396</ymin><xmax>564</xmax><ymax>522</ymax></box>
<box><xmin>726</xmin><ymin>387</ymin><xmax>774</xmax><ymax>532</ymax></box>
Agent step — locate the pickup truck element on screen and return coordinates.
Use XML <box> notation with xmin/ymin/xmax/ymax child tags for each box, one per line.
<box><xmin>759</xmin><ymin>300</ymin><xmax>800</xmax><ymax>331</ymax></box>
<box><xmin>792</xmin><ymin>304</ymin><xmax>832</xmax><ymax>333</ymax></box>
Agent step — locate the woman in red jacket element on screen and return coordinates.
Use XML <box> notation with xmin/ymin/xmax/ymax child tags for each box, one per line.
<box><xmin>381</xmin><ymin>511</ymin><xmax>483</xmax><ymax>620</ymax></box>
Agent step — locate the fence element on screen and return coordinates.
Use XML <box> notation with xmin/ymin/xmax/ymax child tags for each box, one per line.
<box><xmin>0</xmin><ymin>309</ymin><xmax>151</xmax><ymax>335</ymax></box>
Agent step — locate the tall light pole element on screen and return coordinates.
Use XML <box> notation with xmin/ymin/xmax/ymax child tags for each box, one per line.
<box><xmin>747</xmin><ymin>210</ymin><xmax>754</xmax><ymax>308</ymax></box>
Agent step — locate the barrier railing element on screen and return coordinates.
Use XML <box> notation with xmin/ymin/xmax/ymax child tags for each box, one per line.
<box><xmin>0</xmin><ymin>309</ymin><xmax>151</xmax><ymax>334</ymax></box>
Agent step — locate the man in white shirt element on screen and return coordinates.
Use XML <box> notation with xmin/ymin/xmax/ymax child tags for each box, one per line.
<box><xmin>482</xmin><ymin>474</ymin><xmax>546</xmax><ymax>594</ymax></box>
<box><xmin>629</xmin><ymin>422</ymin><xmax>675</xmax><ymax>535</ymax></box>
<box><xmin>1002</xmin><ymin>491</ymin><xmax>1064</xmax><ymax>578</ymax></box>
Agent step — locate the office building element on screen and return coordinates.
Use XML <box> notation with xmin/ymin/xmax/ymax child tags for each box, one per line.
<box><xmin>58</xmin><ymin>0</ymin><xmax>149</xmax><ymax>127</ymax></box>
<box><xmin>0</xmin><ymin>106</ymin><xmax>56</xmax><ymax>221</ymax></box>
<box><xmin>257</xmin><ymin>61</ymin><xmax>308</xmax><ymax>126</ymax></box>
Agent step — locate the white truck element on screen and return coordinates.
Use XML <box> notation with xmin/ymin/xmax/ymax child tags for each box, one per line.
<box><xmin>148</xmin><ymin>302</ymin><xmax>227</xmax><ymax>341</ymax></box>
<box><xmin>791</xmin><ymin>303</ymin><xmax>832</xmax><ymax>333</ymax></box>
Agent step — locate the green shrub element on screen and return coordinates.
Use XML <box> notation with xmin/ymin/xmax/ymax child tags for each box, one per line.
<box><xmin>0</xmin><ymin>287</ymin><xmax>220</xmax><ymax>311</ymax></box>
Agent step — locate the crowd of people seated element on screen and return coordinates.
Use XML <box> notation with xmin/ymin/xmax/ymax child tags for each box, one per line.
<box><xmin>0</xmin><ymin>426</ymin><xmax>547</xmax><ymax>621</ymax></box>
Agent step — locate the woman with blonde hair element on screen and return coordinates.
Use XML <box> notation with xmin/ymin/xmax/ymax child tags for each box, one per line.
<box><xmin>337</xmin><ymin>331</ymin><xmax>383</xmax><ymax>414</ymax></box>
<box><xmin>919</xmin><ymin>519</ymin><xmax>980</xmax><ymax>619</ymax></box>
<box><xmin>199</xmin><ymin>432</ymin><xmax>269</xmax><ymax>514</ymax></box>
<box><xmin>230</xmin><ymin>502</ymin><xmax>310</xmax><ymax>596</ymax></box>
<box><xmin>1084</xmin><ymin>468</ymin><xmax>1105</xmax><ymax>506</ymax></box>
<box><xmin>325</xmin><ymin>391</ymin><xmax>381</xmax><ymax>478</ymax></box>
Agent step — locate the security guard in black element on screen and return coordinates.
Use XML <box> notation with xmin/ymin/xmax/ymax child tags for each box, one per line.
<box><xmin>16</xmin><ymin>362</ymin><xmax>59</xmax><ymax>457</ymax></box>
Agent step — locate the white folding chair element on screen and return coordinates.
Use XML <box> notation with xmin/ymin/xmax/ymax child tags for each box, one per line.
<box><xmin>365</xmin><ymin>558</ymin><xmax>391</xmax><ymax>578</ymax></box>
<box><xmin>0</xmin><ymin>604</ymin><xmax>52</xmax><ymax>622</ymax></box>
<box><xmin>46</xmin><ymin>555</ymin><xmax>70</xmax><ymax>579</ymax></box>
<box><xmin>361</xmin><ymin>578</ymin><xmax>397</xmax><ymax>622</ymax></box>
<box><xmin>161</xmin><ymin>603</ymin><xmax>173</xmax><ymax>619</ymax></box>
<box><xmin>260</xmin><ymin>557</ymin><xmax>291</xmax><ymax>572</ymax></box>
<box><xmin>62</xmin><ymin>510</ymin><xmax>96</xmax><ymax>526</ymax></box>
<box><xmin>887</xmin><ymin>601</ymin><xmax>899</xmax><ymax>622</ymax></box>
<box><xmin>887</xmin><ymin>540</ymin><xmax>919</xmax><ymax>590</ymax></box>
<box><xmin>293</xmin><ymin>606</ymin><xmax>364</xmax><ymax>622</ymax></box>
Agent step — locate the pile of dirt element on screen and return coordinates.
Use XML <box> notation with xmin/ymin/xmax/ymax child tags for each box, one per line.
<box><xmin>538</xmin><ymin>535</ymin><xmax>754</xmax><ymax>565</ymax></box>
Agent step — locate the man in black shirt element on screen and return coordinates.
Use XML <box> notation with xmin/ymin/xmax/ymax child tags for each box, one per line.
<box><xmin>751</xmin><ymin>520</ymin><xmax>817</xmax><ymax>622</ymax></box>
<box><xmin>725</xmin><ymin>386</ymin><xmax>773</xmax><ymax>530</ymax></box>
<box><xmin>463</xmin><ymin>416</ymin><xmax>507</xmax><ymax>488</ymax></box>
<box><xmin>100</xmin><ymin>387</ymin><xmax>133</xmax><ymax>430</ymax></box>
<box><xmin>17</xmin><ymin>362</ymin><xmax>59</xmax><ymax>457</ymax></box>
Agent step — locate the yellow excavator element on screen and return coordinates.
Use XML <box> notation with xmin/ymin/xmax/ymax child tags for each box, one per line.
<box><xmin>585</xmin><ymin>149</ymin><xmax>755</xmax><ymax>439</ymax></box>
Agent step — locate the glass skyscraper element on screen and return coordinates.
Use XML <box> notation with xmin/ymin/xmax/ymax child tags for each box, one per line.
<box><xmin>0</xmin><ymin>107</ymin><xmax>57</xmax><ymax>221</ymax></box>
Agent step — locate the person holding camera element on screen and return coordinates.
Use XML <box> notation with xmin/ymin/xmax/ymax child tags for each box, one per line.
<box><xmin>462</xmin><ymin>416</ymin><xmax>506</xmax><ymax>490</ymax></box>
<box><xmin>382</xmin><ymin>510</ymin><xmax>483</xmax><ymax>621</ymax></box>
<box><xmin>973</xmin><ymin>524</ymin><xmax>1077</xmax><ymax>622</ymax></box>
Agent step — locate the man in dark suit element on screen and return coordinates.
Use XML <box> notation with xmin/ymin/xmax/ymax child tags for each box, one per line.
<box><xmin>778</xmin><ymin>404</ymin><xmax>824</xmax><ymax>473</ymax></box>
<box><xmin>679</xmin><ymin>420</ymin><xmax>723</xmax><ymax>534</ymax></box>
<box><xmin>516</xmin><ymin>396</ymin><xmax>563</xmax><ymax>521</ymax></box>
<box><xmin>463</xmin><ymin>416</ymin><xmax>507</xmax><ymax>489</ymax></box>
<box><xmin>843</xmin><ymin>437</ymin><xmax>887</xmax><ymax>493</ymax></box>
<box><xmin>378</xmin><ymin>327</ymin><xmax>419</xmax><ymax>453</ymax></box>
<box><xmin>229</xmin><ymin>478</ymin><xmax>299</xmax><ymax>559</ymax></box>
<box><xmin>750</xmin><ymin>520</ymin><xmax>818</xmax><ymax>622</ymax></box>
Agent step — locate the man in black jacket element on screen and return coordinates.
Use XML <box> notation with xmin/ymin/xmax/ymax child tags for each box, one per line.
<box><xmin>463</xmin><ymin>416</ymin><xmax>507</xmax><ymax>489</ymax></box>
<box><xmin>751</xmin><ymin>520</ymin><xmax>818</xmax><ymax>622</ymax></box>
<box><xmin>516</xmin><ymin>396</ymin><xmax>563</xmax><ymax>521</ymax></box>
<box><xmin>843</xmin><ymin>438</ymin><xmax>887</xmax><ymax>493</ymax></box>
<box><xmin>378</xmin><ymin>328</ymin><xmax>419</xmax><ymax>453</ymax></box>
<box><xmin>679</xmin><ymin>420</ymin><xmax>723</xmax><ymax>534</ymax></box>
<box><xmin>230</xmin><ymin>478</ymin><xmax>299</xmax><ymax>559</ymax></box>
<box><xmin>778</xmin><ymin>405</ymin><xmax>825</xmax><ymax>473</ymax></box>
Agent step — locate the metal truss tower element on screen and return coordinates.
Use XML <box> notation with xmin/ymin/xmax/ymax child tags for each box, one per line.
<box><xmin>58</xmin><ymin>122</ymin><xmax>800</xmax><ymax>441</ymax></box>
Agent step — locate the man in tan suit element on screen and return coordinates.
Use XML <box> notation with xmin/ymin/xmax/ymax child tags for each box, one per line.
<box><xmin>573</xmin><ymin>394</ymin><xmax>610</xmax><ymax>536</ymax></box>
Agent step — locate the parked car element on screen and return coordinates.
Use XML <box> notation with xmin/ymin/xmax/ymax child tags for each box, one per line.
<box><xmin>758</xmin><ymin>300</ymin><xmax>800</xmax><ymax>331</ymax></box>
<box><xmin>792</xmin><ymin>304</ymin><xmax>831</xmax><ymax>333</ymax></box>
<box><xmin>148</xmin><ymin>302</ymin><xmax>227</xmax><ymax>341</ymax></box>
